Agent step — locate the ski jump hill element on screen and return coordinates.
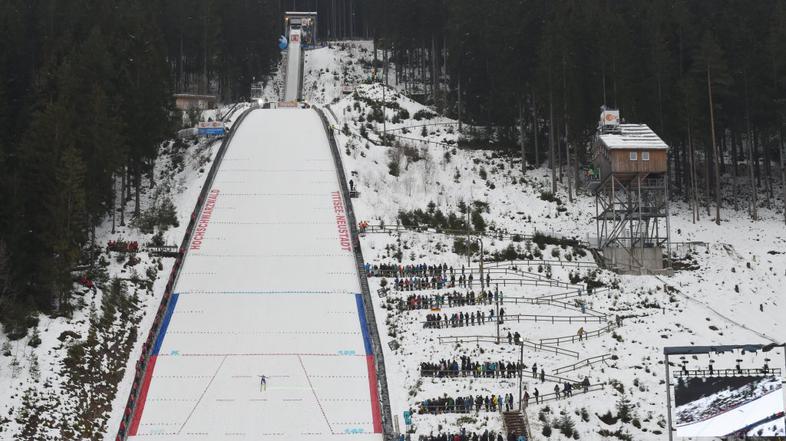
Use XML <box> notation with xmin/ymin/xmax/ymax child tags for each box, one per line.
<box><xmin>676</xmin><ymin>387</ymin><xmax>785</xmax><ymax>437</ymax></box>
<box><xmin>124</xmin><ymin>108</ymin><xmax>385</xmax><ymax>440</ymax></box>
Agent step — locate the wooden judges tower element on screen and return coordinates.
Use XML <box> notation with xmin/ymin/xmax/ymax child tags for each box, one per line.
<box><xmin>592</xmin><ymin>108</ymin><xmax>671</xmax><ymax>274</ymax></box>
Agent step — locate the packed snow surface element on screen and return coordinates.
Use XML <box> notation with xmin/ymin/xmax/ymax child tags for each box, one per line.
<box><xmin>676</xmin><ymin>386</ymin><xmax>784</xmax><ymax>437</ymax></box>
<box><xmin>129</xmin><ymin>109</ymin><xmax>382</xmax><ymax>440</ymax></box>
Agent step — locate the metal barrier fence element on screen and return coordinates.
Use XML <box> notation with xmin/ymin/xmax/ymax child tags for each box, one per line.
<box><xmin>486</xmin><ymin>258</ymin><xmax>597</xmax><ymax>270</ymax></box>
<box><xmin>437</xmin><ymin>335</ymin><xmax>579</xmax><ymax>359</ymax></box>
<box><xmin>503</xmin><ymin>314</ymin><xmax>606</xmax><ymax>324</ymax></box>
<box><xmin>317</xmin><ymin>107</ymin><xmax>395</xmax><ymax>439</ymax></box>
<box><xmin>673</xmin><ymin>367</ymin><xmax>782</xmax><ymax>379</ymax></box>
<box><xmin>115</xmin><ymin>107</ymin><xmax>255</xmax><ymax>441</ymax></box>
<box><xmin>370</xmin><ymin>267</ymin><xmax>572</xmax><ymax>290</ymax></box>
<box><xmin>535</xmin><ymin>287</ymin><xmax>611</xmax><ymax>301</ymax></box>
<box><xmin>552</xmin><ymin>354</ymin><xmax>613</xmax><ymax>375</ymax></box>
<box><xmin>501</xmin><ymin>295</ymin><xmax>607</xmax><ymax>317</ymax></box>
<box><xmin>421</xmin><ymin>313</ymin><xmax>605</xmax><ymax>329</ymax></box>
<box><xmin>422</xmin><ymin>368</ymin><xmax>578</xmax><ymax>385</ymax></box>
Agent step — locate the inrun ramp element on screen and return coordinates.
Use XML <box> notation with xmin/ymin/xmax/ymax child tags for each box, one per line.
<box><xmin>128</xmin><ymin>109</ymin><xmax>383</xmax><ymax>440</ymax></box>
<box><xmin>283</xmin><ymin>29</ymin><xmax>302</xmax><ymax>101</ymax></box>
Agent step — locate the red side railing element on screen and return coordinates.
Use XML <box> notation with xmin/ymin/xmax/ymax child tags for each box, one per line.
<box><xmin>115</xmin><ymin>107</ymin><xmax>254</xmax><ymax>440</ymax></box>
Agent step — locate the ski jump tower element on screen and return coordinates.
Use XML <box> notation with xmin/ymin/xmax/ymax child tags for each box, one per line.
<box><xmin>282</xmin><ymin>11</ymin><xmax>317</xmax><ymax>102</ymax></box>
<box><xmin>592</xmin><ymin>108</ymin><xmax>671</xmax><ymax>274</ymax></box>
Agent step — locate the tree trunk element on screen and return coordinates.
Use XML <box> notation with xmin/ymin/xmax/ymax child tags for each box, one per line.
<box><xmin>457</xmin><ymin>75</ymin><xmax>462</xmax><ymax>134</ymax></box>
<box><xmin>754</xmin><ymin>129</ymin><xmax>761</xmax><ymax>187</ymax></box>
<box><xmin>519</xmin><ymin>99</ymin><xmax>526</xmax><ymax>175</ymax></box>
<box><xmin>780</xmin><ymin>124</ymin><xmax>786</xmax><ymax>225</ymax></box>
<box><xmin>688</xmin><ymin>120</ymin><xmax>699</xmax><ymax>223</ymax></box>
<box><xmin>120</xmin><ymin>165</ymin><xmax>126</xmax><ymax>226</ymax></box>
<box><xmin>548</xmin><ymin>66</ymin><xmax>556</xmax><ymax>194</ymax></box>
<box><xmin>707</xmin><ymin>66</ymin><xmax>721</xmax><ymax>225</ymax></box>
<box><xmin>111</xmin><ymin>172</ymin><xmax>116</xmax><ymax>234</ymax></box>
<box><xmin>532</xmin><ymin>87</ymin><xmax>539</xmax><ymax>168</ymax></box>
<box><xmin>431</xmin><ymin>34</ymin><xmax>438</xmax><ymax>110</ymax></box>
<box><xmin>731</xmin><ymin>130</ymin><xmax>739</xmax><ymax>210</ymax></box>
<box><xmin>745</xmin><ymin>73</ymin><xmax>758</xmax><ymax>220</ymax></box>
<box><xmin>134</xmin><ymin>166</ymin><xmax>141</xmax><ymax>217</ymax></box>
<box><xmin>562</xmin><ymin>56</ymin><xmax>572</xmax><ymax>202</ymax></box>
<box><xmin>704</xmin><ymin>141</ymin><xmax>711</xmax><ymax>217</ymax></box>
<box><xmin>765</xmin><ymin>129</ymin><xmax>773</xmax><ymax>207</ymax></box>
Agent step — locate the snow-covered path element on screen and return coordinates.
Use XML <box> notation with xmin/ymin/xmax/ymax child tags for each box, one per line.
<box><xmin>127</xmin><ymin>109</ymin><xmax>383</xmax><ymax>440</ymax></box>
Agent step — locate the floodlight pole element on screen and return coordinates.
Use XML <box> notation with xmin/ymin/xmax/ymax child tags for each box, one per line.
<box><xmin>664</xmin><ymin>353</ymin><xmax>674</xmax><ymax>441</ymax></box>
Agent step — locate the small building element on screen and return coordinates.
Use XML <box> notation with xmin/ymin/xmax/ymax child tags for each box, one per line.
<box><xmin>592</xmin><ymin>109</ymin><xmax>671</xmax><ymax>275</ymax></box>
<box><xmin>174</xmin><ymin>94</ymin><xmax>217</xmax><ymax>111</ymax></box>
<box><xmin>593</xmin><ymin>110</ymin><xmax>668</xmax><ymax>176</ymax></box>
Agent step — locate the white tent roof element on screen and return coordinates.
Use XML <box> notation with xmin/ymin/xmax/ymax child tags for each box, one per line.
<box><xmin>599</xmin><ymin>124</ymin><xmax>668</xmax><ymax>150</ymax></box>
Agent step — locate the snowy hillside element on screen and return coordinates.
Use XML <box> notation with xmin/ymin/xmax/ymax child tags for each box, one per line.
<box><xmin>0</xmin><ymin>106</ymin><xmax>248</xmax><ymax>440</ymax></box>
<box><xmin>310</xmin><ymin>42</ymin><xmax>786</xmax><ymax>440</ymax></box>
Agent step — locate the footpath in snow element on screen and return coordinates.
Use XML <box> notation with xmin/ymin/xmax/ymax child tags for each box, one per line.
<box><xmin>127</xmin><ymin>109</ymin><xmax>383</xmax><ymax>440</ymax></box>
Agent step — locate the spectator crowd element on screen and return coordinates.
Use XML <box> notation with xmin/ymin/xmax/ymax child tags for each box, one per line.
<box><xmin>365</xmin><ymin>262</ymin><xmax>495</xmax><ymax>291</ymax></box>
<box><xmin>420</xmin><ymin>356</ymin><xmax>524</xmax><ymax>378</ymax></box>
<box><xmin>414</xmin><ymin>429</ymin><xmax>526</xmax><ymax>441</ymax></box>
<box><xmin>398</xmin><ymin>290</ymin><xmax>502</xmax><ymax>311</ymax></box>
<box><xmin>418</xmin><ymin>393</ymin><xmax>517</xmax><ymax>414</ymax></box>
<box><xmin>424</xmin><ymin>308</ymin><xmax>506</xmax><ymax>328</ymax></box>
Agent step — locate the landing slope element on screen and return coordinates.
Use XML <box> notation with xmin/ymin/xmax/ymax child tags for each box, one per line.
<box><xmin>128</xmin><ymin>108</ymin><xmax>383</xmax><ymax>440</ymax></box>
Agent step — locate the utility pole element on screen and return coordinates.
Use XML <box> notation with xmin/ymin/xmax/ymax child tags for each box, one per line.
<box><xmin>665</xmin><ymin>354</ymin><xmax>674</xmax><ymax>441</ymax></box>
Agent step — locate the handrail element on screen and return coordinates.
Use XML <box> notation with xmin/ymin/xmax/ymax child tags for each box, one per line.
<box><xmin>486</xmin><ymin>258</ymin><xmax>598</xmax><ymax>269</ymax></box>
<box><xmin>423</xmin><ymin>314</ymin><xmax>605</xmax><ymax>327</ymax></box>
<box><xmin>674</xmin><ymin>367</ymin><xmax>782</xmax><ymax>378</ymax></box>
<box><xmin>501</xmin><ymin>296</ymin><xmax>607</xmax><ymax>318</ymax></box>
<box><xmin>531</xmin><ymin>383</ymin><xmax>605</xmax><ymax>404</ymax></box>
<box><xmin>437</xmin><ymin>335</ymin><xmax>579</xmax><ymax>359</ymax></box>
<box><xmin>538</xmin><ymin>323</ymin><xmax>616</xmax><ymax>346</ymax></box>
<box><xmin>535</xmin><ymin>287</ymin><xmax>610</xmax><ymax>300</ymax></box>
<box><xmin>552</xmin><ymin>354</ymin><xmax>613</xmax><ymax>375</ymax></box>
<box><xmin>368</xmin><ymin>267</ymin><xmax>572</xmax><ymax>290</ymax></box>
<box><xmin>115</xmin><ymin>107</ymin><xmax>255</xmax><ymax>441</ymax></box>
<box><xmin>398</xmin><ymin>294</ymin><xmax>605</xmax><ymax>318</ymax></box>
<box><xmin>421</xmin><ymin>368</ymin><xmax>578</xmax><ymax>384</ymax></box>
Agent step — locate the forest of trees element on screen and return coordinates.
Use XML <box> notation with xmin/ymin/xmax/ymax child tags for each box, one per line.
<box><xmin>362</xmin><ymin>0</ymin><xmax>786</xmax><ymax>225</ymax></box>
<box><xmin>0</xmin><ymin>0</ymin><xmax>281</xmax><ymax>335</ymax></box>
